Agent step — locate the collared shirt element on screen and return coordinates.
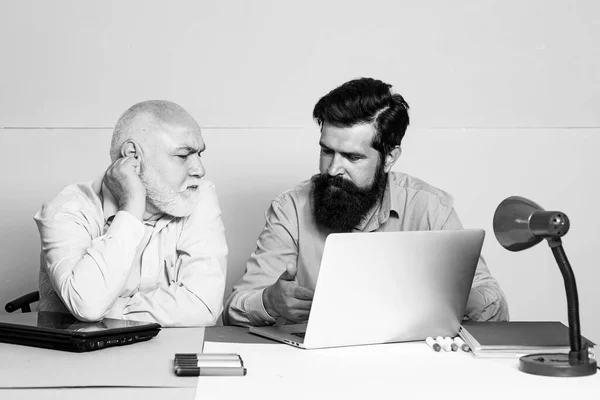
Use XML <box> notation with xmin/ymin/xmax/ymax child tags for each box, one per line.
<box><xmin>34</xmin><ymin>176</ymin><xmax>228</xmax><ymax>327</ymax></box>
<box><xmin>224</xmin><ymin>172</ymin><xmax>509</xmax><ymax>327</ymax></box>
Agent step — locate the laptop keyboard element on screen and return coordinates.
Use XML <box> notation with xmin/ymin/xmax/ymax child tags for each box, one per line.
<box><xmin>290</xmin><ymin>332</ymin><xmax>306</xmax><ymax>338</ymax></box>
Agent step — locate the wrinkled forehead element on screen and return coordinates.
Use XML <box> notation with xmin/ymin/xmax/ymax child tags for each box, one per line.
<box><xmin>142</xmin><ymin>115</ymin><xmax>204</xmax><ymax>154</ymax></box>
<box><xmin>158</xmin><ymin>120</ymin><xmax>204</xmax><ymax>150</ymax></box>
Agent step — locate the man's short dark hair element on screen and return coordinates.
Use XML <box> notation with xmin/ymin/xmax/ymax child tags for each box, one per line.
<box><xmin>312</xmin><ymin>77</ymin><xmax>410</xmax><ymax>155</ymax></box>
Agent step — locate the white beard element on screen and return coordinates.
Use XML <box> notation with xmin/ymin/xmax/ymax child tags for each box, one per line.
<box><xmin>140</xmin><ymin>164</ymin><xmax>201</xmax><ymax>217</ymax></box>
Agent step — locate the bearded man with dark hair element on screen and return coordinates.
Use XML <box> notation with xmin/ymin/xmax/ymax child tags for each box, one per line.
<box><xmin>224</xmin><ymin>78</ymin><xmax>508</xmax><ymax>327</ymax></box>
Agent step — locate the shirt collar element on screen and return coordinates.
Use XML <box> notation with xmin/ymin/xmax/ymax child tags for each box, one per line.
<box><xmin>387</xmin><ymin>173</ymin><xmax>402</xmax><ymax>218</ymax></box>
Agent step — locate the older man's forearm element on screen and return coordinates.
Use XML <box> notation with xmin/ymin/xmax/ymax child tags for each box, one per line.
<box><xmin>120</xmin><ymin>286</ymin><xmax>223</xmax><ymax>327</ymax></box>
<box><xmin>40</xmin><ymin>211</ymin><xmax>145</xmax><ymax>321</ymax></box>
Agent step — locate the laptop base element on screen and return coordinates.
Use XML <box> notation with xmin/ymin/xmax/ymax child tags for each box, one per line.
<box><xmin>249</xmin><ymin>324</ymin><xmax>308</xmax><ymax>348</ymax></box>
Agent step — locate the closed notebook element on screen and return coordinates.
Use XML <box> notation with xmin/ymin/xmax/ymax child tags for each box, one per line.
<box><xmin>458</xmin><ymin>321</ymin><xmax>596</xmax><ymax>358</ymax></box>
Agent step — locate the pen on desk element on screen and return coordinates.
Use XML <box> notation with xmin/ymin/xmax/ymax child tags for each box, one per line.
<box><xmin>435</xmin><ymin>336</ymin><xmax>451</xmax><ymax>352</ymax></box>
<box><xmin>425</xmin><ymin>336</ymin><xmax>441</xmax><ymax>352</ymax></box>
<box><xmin>175</xmin><ymin>358</ymin><xmax>244</xmax><ymax>368</ymax></box>
<box><xmin>175</xmin><ymin>353</ymin><xmax>241</xmax><ymax>360</ymax></box>
<box><xmin>444</xmin><ymin>336</ymin><xmax>458</xmax><ymax>351</ymax></box>
<box><xmin>175</xmin><ymin>366</ymin><xmax>247</xmax><ymax>377</ymax></box>
<box><xmin>453</xmin><ymin>337</ymin><xmax>470</xmax><ymax>352</ymax></box>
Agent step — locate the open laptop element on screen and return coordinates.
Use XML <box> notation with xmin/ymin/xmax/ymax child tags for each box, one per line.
<box><xmin>0</xmin><ymin>311</ymin><xmax>161</xmax><ymax>352</ymax></box>
<box><xmin>249</xmin><ymin>229</ymin><xmax>485</xmax><ymax>349</ymax></box>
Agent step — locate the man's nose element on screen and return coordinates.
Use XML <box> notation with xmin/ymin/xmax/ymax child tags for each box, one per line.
<box><xmin>189</xmin><ymin>156</ymin><xmax>206</xmax><ymax>178</ymax></box>
<box><xmin>327</xmin><ymin>154</ymin><xmax>345</xmax><ymax>176</ymax></box>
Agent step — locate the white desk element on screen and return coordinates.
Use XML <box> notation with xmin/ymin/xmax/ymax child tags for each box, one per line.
<box><xmin>198</xmin><ymin>331</ymin><xmax>600</xmax><ymax>400</ymax></box>
<box><xmin>1</xmin><ymin>327</ymin><xmax>598</xmax><ymax>400</ymax></box>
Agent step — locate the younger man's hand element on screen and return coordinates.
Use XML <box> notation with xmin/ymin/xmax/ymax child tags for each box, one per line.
<box><xmin>262</xmin><ymin>263</ymin><xmax>314</xmax><ymax>323</ymax></box>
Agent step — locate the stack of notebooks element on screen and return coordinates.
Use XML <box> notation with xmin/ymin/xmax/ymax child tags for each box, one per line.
<box><xmin>174</xmin><ymin>353</ymin><xmax>247</xmax><ymax>376</ymax></box>
<box><xmin>458</xmin><ymin>321</ymin><xmax>596</xmax><ymax>358</ymax></box>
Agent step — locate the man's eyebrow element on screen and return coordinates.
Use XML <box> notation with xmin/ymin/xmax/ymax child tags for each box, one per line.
<box><xmin>344</xmin><ymin>149</ymin><xmax>366</xmax><ymax>156</ymax></box>
<box><xmin>175</xmin><ymin>145</ymin><xmax>205</xmax><ymax>153</ymax></box>
<box><xmin>319</xmin><ymin>142</ymin><xmax>364</xmax><ymax>157</ymax></box>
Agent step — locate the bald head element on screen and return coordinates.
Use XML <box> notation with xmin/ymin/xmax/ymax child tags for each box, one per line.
<box><xmin>110</xmin><ymin>100</ymin><xmax>199</xmax><ymax>161</ymax></box>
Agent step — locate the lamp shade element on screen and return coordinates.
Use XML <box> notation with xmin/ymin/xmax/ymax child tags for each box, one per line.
<box><xmin>493</xmin><ymin>196</ymin><xmax>570</xmax><ymax>252</ymax></box>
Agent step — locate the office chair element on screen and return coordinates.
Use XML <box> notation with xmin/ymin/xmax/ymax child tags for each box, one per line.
<box><xmin>5</xmin><ymin>291</ymin><xmax>40</xmax><ymax>313</ymax></box>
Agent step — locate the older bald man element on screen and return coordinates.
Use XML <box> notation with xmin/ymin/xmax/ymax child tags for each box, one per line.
<box><xmin>34</xmin><ymin>100</ymin><xmax>228</xmax><ymax>327</ymax></box>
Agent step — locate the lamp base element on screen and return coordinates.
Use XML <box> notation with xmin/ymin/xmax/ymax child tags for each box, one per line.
<box><xmin>519</xmin><ymin>353</ymin><xmax>597</xmax><ymax>377</ymax></box>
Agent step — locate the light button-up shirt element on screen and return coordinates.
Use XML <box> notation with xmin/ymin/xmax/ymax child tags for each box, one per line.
<box><xmin>35</xmin><ymin>176</ymin><xmax>228</xmax><ymax>327</ymax></box>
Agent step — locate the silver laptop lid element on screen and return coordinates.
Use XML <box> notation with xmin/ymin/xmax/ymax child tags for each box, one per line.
<box><xmin>304</xmin><ymin>229</ymin><xmax>485</xmax><ymax>349</ymax></box>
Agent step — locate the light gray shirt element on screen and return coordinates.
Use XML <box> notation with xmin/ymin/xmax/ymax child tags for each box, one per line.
<box><xmin>224</xmin><ymin>172</ymin><xmax>509</xmax><ymax>327</ymax></box>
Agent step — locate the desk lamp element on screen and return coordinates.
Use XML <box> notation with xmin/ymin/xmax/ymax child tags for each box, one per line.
<box><xmin>493</xmin><ymin>196</ymin><xmax>597</xmax><ymax>377</ymax></box>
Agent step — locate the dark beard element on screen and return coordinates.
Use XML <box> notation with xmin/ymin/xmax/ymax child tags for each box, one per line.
<box><xmin>311</xmin><ymin>163</ymin><xmax>387</xmax><ymax>233</ymax></box>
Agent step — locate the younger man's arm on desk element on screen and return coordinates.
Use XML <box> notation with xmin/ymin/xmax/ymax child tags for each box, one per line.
<box><xmin>224</xmin><ymin>194</ymin><xmax>299</xmax><ymax>327</ymax></box>
<box><xmin>35</xmin><ymin>193</ymin><xmax>145</xmax><ymax>322</ymax></box>
<box><xmin>442</xmin><ymin>209</ymin><xmax>510</xmax><ymax>322</ymax></box>
<box><xmin>119</xmin><ymin>183</ymin><xmax>228</xmax><ymax>327</ymax></box>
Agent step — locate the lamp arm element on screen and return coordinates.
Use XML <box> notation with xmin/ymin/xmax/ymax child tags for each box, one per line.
<box><xmin>549</xmin><ymin>242</ymin><xmax>582</xmax><ymax>354</ymax></box>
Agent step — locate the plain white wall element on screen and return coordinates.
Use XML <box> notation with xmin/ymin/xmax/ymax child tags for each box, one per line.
<box><xmin>1</xmin><ymin>1</ymin><xmax>598</xmax><ymax>339</ymax></box>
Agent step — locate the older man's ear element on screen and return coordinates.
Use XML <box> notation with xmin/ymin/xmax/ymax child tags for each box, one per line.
<box><xmin>120</xmin><ymin>140</ymin><xmax>143</xmax><ymax>174</ymax></box>
<box><xmin>121</xmin><ymin>140</ymin><xmax>138</xmax><ymax>158</ymax></box>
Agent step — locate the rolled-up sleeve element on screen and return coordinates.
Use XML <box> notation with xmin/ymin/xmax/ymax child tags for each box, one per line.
<box><xmin>441</xmin><ymin>208</ymin><xmax>510</xmax><ymax>321</ymax></box>
<box><xmin>120</xmin><ymin>182</ymin><xmax>228</xmax><ymax>327</ymax></box>
<box><xmin>35</xmin><ymin>197</ymin><xmax>145</xmax><ymax>322</ymax></box>
<box><xmin>224</xmin><ymin>193</ymin><xmax>298</xmax><ymax>327</ymax></box>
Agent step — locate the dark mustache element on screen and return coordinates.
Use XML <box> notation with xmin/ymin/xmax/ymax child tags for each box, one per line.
<box><xmin>319</xmin><ymin>174</ymin><xmax>361</xmax><ymax>194</ymax></box>
<box><xmin>327</xmin><ymin>175</ymin><xmax>345</xmax><ymax>187</ymax></box>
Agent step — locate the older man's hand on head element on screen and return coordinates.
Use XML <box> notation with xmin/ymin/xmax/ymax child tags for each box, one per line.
<box><xmin>103</xmin><ymin>153</ymin><xmax>147</xmax><ymax>221</ymax></box>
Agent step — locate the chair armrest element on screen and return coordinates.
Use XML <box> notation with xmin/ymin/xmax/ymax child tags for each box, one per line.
<box><xmin>5</xmin><ymin>291</ymin><xmax>40</xmax><ymax>313</ymax></box>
